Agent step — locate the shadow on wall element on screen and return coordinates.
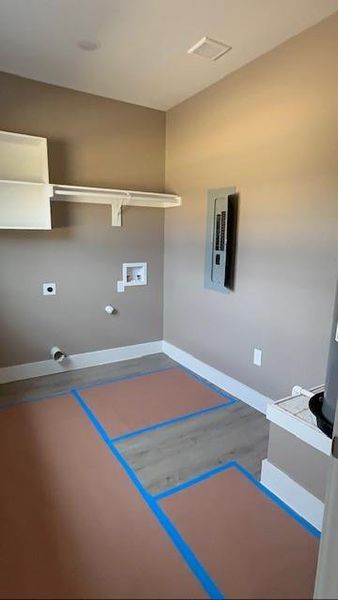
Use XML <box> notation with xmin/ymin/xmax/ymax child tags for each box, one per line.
<box><xmin>50</xmin><ymin>200</ymin><xmax>79</xmax><ymax>230</ymax></box>
<box><xmin>0</xmin><ymin>316</ymin><xmax>44</xmax><ymax>369</ymax></box>
<box><xmin>226</xmin><ymin>192</ymin><xmax>239</xmax><ymax>292</ymax></box>
<box><xmin>48</xmin><ymin>138</ymin><xmax>72</xmax><ymax>185</ymax></box>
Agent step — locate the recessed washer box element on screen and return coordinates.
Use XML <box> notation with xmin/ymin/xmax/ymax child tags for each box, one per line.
<box><xmin>122</xmin><ymin>263</ymin><xmax>147</xmax><ymax>287</ymax></box>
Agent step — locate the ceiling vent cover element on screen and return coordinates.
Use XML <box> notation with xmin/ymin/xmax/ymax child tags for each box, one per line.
<box><xmin>188</xmin><ymin>36</ymin><xmax>231</xmax><ymax>61</ymax></box>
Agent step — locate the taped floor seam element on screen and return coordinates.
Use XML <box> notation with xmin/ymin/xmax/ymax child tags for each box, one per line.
<box><xmin>111</xmin><ymin>399</ymin><xmax>236</xmax><ymax>443</ymax></box>
<box><xmin>155</xmin><ymin>459</ymin><xmax>320</xmax><ymax>539</ymax></box>
<box><xmin>71</xmin><ymin>387</ymin><xmax>225</xmax><ymax>600</ymax></box>
<box><xmin>1</xmin><ymin>364</ymin><xmax>236</xmax><ymax>415</ymax></box>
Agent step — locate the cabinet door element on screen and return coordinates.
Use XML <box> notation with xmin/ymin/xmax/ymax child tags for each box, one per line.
<box><xmin>0</xmin><ymin>131</ymin><xmax>49</xmax><ymax>183</ymax></box>
<box><xmin>0</xmin><ymin>182</ymin><xmax>52</xmax><ymax>229</ymax></box>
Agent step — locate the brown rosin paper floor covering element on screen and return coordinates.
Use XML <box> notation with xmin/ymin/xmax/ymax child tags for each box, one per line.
<box><xmin>0</xmin><ymin>394</ymin><xmax>205</xmax><ymax>599</ymax></box>
<box><xmin>160</xmin><ymin>466</ymin><xmax>319</xmax><ymax>599</ymax></box>
<box><xmin>0</xmin><ymin>372</ymin><xmax>319</xmax><ymax>599</ymax></box>
<box><xmin>81</xmin><ymin>367</ymin><xmax>231</xmax><ymax>438</ymax></box>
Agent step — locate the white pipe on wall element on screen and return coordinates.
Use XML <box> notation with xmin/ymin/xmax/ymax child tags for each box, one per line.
<box><xmin>50</xmin><ymin>346</ymin><xmax>66</xmax><ymax>363</ymax></box>
<box><xmin>292</xmin><ymin>385</ymin><xmax>316</xmax><ymax>398</ymax></box>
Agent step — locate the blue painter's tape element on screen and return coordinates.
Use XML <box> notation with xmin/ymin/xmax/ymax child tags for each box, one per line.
<box><xmin>0</xmin><ymin>388</ymin><xmax>72</xmax><ymax>412</ymax></box>
<box><xmin>154</xmin><ymin>462</ymin><xmax>237</xmax><ymax>501</ymax></box>
<box><xmin>76</xmin><ymin>361</ymin><xmax>237</xmax><ymax>409</ymax></box>
<box><xmin>178</xmin><ymin>365</ymin><xmax>239</xmax><ymax>404</ymax></box>
<box><xmin>71</xmin><ymin>388</ymin><xmax>225</xmax><ymax>600</ymax></box>
<box><xmin>72</xmin><ymin>388</ymin><xmax>112</xmax><ymax>445</ymax></box>
<box><xmin>1</xmin><ymin>346</ymin><xmax>238</xmax><ymax>415</ymax></box>
<box><xmin>111</xmin><ymin>399</ymin><xmax>236</xmax><ymax>443</ymax></box>
<box><xmin>0</xmin><ymin>366</ymin><xmax>175</xmax><ymax>412</ymax></box>
<box><xmin>155</xmin><ymin>459</ymin><xmax>320</xmax><ymax>539</ymax></box>
<box><xmin>232</xmin><ymin>461</ymin><xmax>321</xmax><ymax>539</ymax></box>
<box><xmin>76</xmin><ymin>365</ymin><xmax>175</xmax><ymax>392</ymax></box>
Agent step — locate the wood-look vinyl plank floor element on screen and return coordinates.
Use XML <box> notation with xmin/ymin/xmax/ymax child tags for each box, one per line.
<box><xmin>116</xmin><ymin>399</ymin><xmax>269</xmax><ymax>494</ymax></box>
<box><xmin>0</xmin><ymin>353</ymin><xmax>174</xmax><ymax>406</ymax></box>
<box><xmin>0</xmin><ymin>353</ymin><xmax>269</xmax><ymax>495</ymax></box>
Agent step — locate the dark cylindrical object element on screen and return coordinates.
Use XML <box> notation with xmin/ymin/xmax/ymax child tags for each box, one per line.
<box><xmin>310</xmin><ymin>281</ymin><xmax>338</xmax><ymax>437</ymax></box>
<box><xmin>322</xmin><ymin>282</ymin><xmax>338</xmax><ymax>425</ymax></box>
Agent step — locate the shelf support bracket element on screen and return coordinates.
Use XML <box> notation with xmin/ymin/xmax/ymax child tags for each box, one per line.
<box><xmin>111</xmin><ymin>197</ymin><xmax>124</xmax><ymax>227</ymax></box>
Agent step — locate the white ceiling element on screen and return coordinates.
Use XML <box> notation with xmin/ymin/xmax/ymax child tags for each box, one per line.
<box><xmin>0</xmin><ymin>0</ymin><xmax>337</xmax><ymax>110</ymax></box>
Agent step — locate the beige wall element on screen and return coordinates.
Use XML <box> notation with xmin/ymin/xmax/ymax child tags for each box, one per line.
<box><xmin>164</xmin><ymin>13</ymin><xmax>338</xmax><ymax>399</ymax></box>
<box><xmin>1</xmin><ymin>14</ymin><xmax>338</xmax><ymax>381</ymax></box>
<box><xmin>0</xmin><ymin>73</ymin><xmax>165</xmax><ymax>367</ymax></box>
<box><xmin>268</xmin><ymin>424</ymin><xmax>329</xmax><ymax>501</ymax></box>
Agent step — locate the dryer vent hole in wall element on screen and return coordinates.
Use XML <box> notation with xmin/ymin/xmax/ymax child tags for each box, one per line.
<box><xmin>50</xmin><ymin>346</ymin><xmax>66</xmax><ymax>363</ymax></box>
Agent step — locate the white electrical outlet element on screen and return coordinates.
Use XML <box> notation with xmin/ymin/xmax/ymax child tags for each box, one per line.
<box><xmin>253</xmin><ymin>348</ymin><xmax>262</xmax><ymax>367</ymax></box>
<box><xmin>43</xmin><ymin>282</ymin><xmax>56</xmax><ymax>296</ymax></box>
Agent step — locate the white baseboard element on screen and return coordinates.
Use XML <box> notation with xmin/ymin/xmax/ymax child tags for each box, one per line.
<box><xmin>261</xmin><ymin>459</ymin><xmax>324</xmax><ymax>531</ymax></box>
<box><xmin>162</xmin><ymin>341</ymin><xmax>272</xmax><ymax>414</ymax></box>
<box><xmin>0</xmin><ymin>341</ymin><xmax>163</xmax><ymax>384</ymax></box>
<box><xmin>1</xmin><ymin>338</ymin><xmax>273</xmax><ymax>416</ymax></box>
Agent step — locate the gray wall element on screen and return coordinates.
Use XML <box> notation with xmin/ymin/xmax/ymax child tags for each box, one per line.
<box><xmin>164</xmin><ymin>13</ymin><xmax>338</xmax><ymax>399</ymax></box>
<box><xmin>2</xmin><ymin>14</ymin><xmax>338</xmax><ymax>386</ymax></box>
<box><xmin>268</xmin><ymin>424</ymin><xmax>329</xmax><ymax>501</ymax></box>
<box><xmin>0</xmin><ymin>73</ymin><xmax>165</xmax><ymax>367</ymax></box>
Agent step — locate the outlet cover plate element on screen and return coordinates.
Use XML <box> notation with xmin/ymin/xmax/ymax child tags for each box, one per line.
<box><xmin>253</xmin><ymin>348</ymin><xmax>262</xmax><ymax>367</ymax></box>
<box><xmin>43</xmin><ymin>282</ymin><xmax>56</xmax><ymax>295</ymax></box>
<box><xmin>117</xmin><ymin>280</ymin><xmax>125</xmax><ymax>293</ymax></box>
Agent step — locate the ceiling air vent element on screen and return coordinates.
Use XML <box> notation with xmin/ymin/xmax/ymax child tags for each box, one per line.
<box><xmin>188</xmin><ymin>36</ymin><xmax>231</xmax><ymax>61</ymax></box>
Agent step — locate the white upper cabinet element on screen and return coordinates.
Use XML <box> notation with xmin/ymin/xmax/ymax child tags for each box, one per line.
<box><xmin>0</xmin><ymin>130</ymin><xmax>49</xmax><ymax>183</ymax></box>
<box><xmin>0</xmin><ymin>130</ymin><xmax>52</xmax><ymax>229</ymax></box>
<box><xmin>0</xmin><ymin>129</ymin><xmax>182</xmax><ymax>229</ymax></box>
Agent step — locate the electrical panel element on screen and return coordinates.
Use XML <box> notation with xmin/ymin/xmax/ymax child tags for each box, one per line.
<box><xmin>205</xmin><ymin>187</ymin><xmax>238</xmax><ymax>293</ymax></box>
